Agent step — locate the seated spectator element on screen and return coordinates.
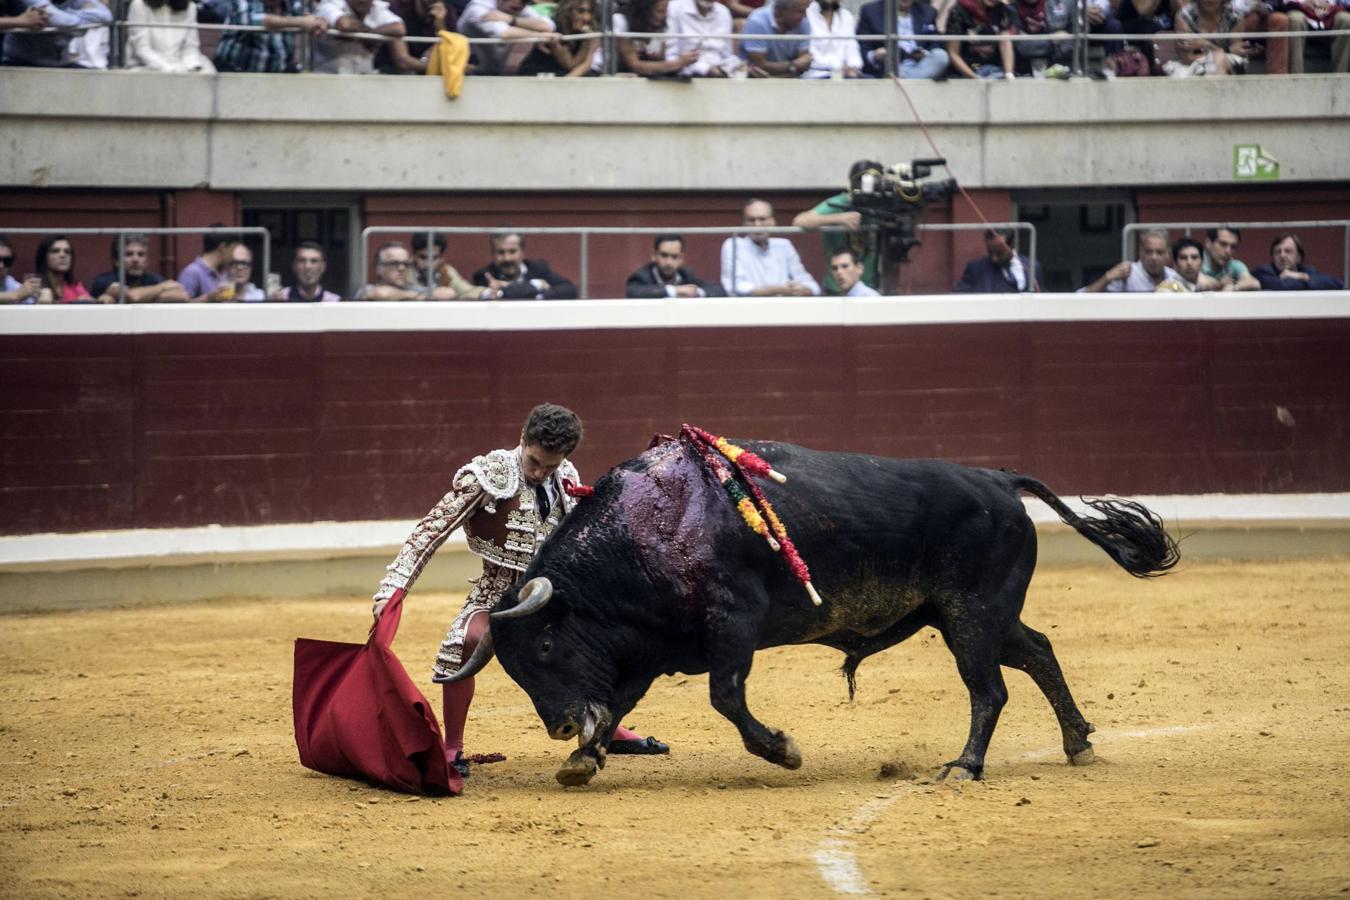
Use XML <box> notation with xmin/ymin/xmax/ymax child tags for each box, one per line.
<box><xmin>1171</xmin><ymin>236</ymin><xmax>1220</xmax><ymax>291</ymax></box>
<box><xmin>1115</xmin><ymin>0</ymin><xmax>1174</xmax><ymax>66</ymax></box>
<box><xmin>724</xmin><ymin>0</ymin><xmax>764</xmax><ymax>30</ymax></box>
<box><xmin>857</xmin><ymin>0</ymin><xmax>949</xmax><ymax>79</ymax></box>
<box><xmin>518</xmin><ymin>0</ymin><xmax>599</xmax><ymax>75</ymax></box>
<box><xmin>592</xmin><ymin>0</ymin><xmax>699</xmax><ymax>76</ymax></box>
<box><xmin>0</xmin><ymin>235</ymin><xmax>44</xmax><ymax>304</ymax></box>
<box><xmin>472</xmin><ymin>230</ymin><xmax>578</xmax><ymax>300</ymax></box>
<box><xmin>0</xmin><ymin>4</ymin><xmax>50</xmax><ymax>31</ymax></box>
<box><xmin>459</xmin><ymin>0</ymin><xmax>560</xmax><ymax>75</ymax></box>
<box><xmin>1202</xmin><ymin>225</ymin><xmax>1260</xmax><ymax>290</ymax></box>
<box><xmin>90</xmin><ymin>235</ymin><xmax>189</xmax><ymax>303</ymax></box>
<box><xmin>214</xmin><ymin>0</ymin><xmax>327</xmax><ymax>73</ymax></box>
<box><xmin>664</xmin><ymin>0</ymin><xmax>742</xmax><ymax>76</ymax></box>
<box><xmin>1</xmin><ymin>0</ymin><xmax>111</xmax><ymax>67</ymax></box>
<box><xmin>355</xmin><ymin>242</ymin><xmax>431</xmax><ymax>299</ymax></box>
<box><xmin>804</xmin><ymin>0</ymin><xmax>863</xmax><ymax>77</ymax></box>
<box><xmin>740</xmin><ymin>0</ymin><xmax>813</xmax><ymax>77</ymax></box>
<box><xmin>126</xmin><ymin>0</ymin><xmax>215</xmax><ymax>71</ymax></box>
<box><xmin>34</xmin><ymin>235</ymin><xmax>95</xmax><ymax>303</ymax></box>
<box><xmin>1012</xmin><ymin>0</ymin><xmax>1079</xmax><ymax>75</ymax></box>
<box><xmin>271</xmin><ymin>242</ymin><xmax>342</xmax><ymax>301</ymax></box>
<box><xmin>953</xmin><ymin>229</ymin><xmax>1042</xmax><ymax>293</ymax></box>
<box><xmin>178</xmin><ymin>230</ymin><xmax>240</xmax><ymax>302</ymax></box>
<box><xmin>410</xmin><ymin>232</ymin><xmax>478</xmax><ymax>298</ymax></box>
<box><xmin>945</xmin><ymin>0</ymin><xmax>1016</xmax><ymax>79</ymax></box>
<box><xmin>377</xmin><ymin>0</ymin><xmax>453</xmax><ymax>72</ymax></box>
<box><xmin>1080</xmin><ymin>229</ymin><xmax>1180</xmax><ymax>292</ymax></box>
<box><xmin>223</xmin><ymin>244</ymin><xmax>266</xmax><ymax>301</ymax></box>
<box><xmin>719</xmin><ymin>199</ymin><xmax>821</xmax><ymax>296</ymax></box>
<box><xmin>1166</xmin><ymin>0</ymin><xmax>1252</xmax><ymax>76</ymax></box>
<box><xmin>1284</xmin><ymin>0</ymin><xmax>1350</xmax><ymax>73</ymax></box>
<box><xmin>829</xmin><ymin>248</ymin><xmax>879</xmax><ymax>297</ymax></box>
<box><xmin>314</xmin><ymin>0</ymin><xmax>423</xmax><ymax>73</ymax></box>
<box><xmin>626</xmin><ymin>234</ymin><xmax>725</xmax><ymax>298</ymax></box>
<box><xmin>1252</xmin><ymin>233</ymin><xmax>1345</xmax><ymax>291</ymax></box>
<box><xmin>1236</xmin><ymin>0</ymin><xmax>1288</xmax><ymax>74</ymax></box>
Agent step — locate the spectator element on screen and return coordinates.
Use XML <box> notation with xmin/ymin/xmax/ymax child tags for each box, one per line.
<box><xmin>410</xmin><ymin>232</ymin><xmax>478</xmax><ymax>298</ymax></box>
<box><xmin>945</xmin><ymin>0</ymin><xmax>1016</xmax><ymax>79</ymax></box>
<box><xmin>1080</xmin><ymin>229</ymin><xmax>1180</xmax><ymax>292</ymax></box>
<box><xmin>459</xmin><ymin>0</ymin><xmax>559</xmax><ymax>75</ymax></box>
<box><xmin>1252</xmin><ymin>233</ymin><xmax>1345</xmax><ymax>291</ymax></box>
<box><xmin>1012</xmin><ymin>0</ymin><xmax>1079</xmax><ymax>75</ymax></box>
<box><xmin>355</xmin><ymin>242</ymin><xmax>431</xmax><ymax>300</ymax></box>
<box><xmin>626</xmin><ymin>233</ymin><xmax>725</xmax><ymax>298</ymax></box>
<box><xmin>804</xmin><ymin>0</ymin><xmax>863</xmax><ymax>77</ymax></box>
<box><xmin>829</xmin><ymin>248</ymin><xmax>880</xmax><ymax>297</ymax></box>
<box><xmin>276</xmin><ymin>242</ymin><xmax>343</xmax><ymax>301</ymax></box>
<box><xmin>953</xmin><ymin>228</ymin><xmax>1042</xmax><ymax>293</ymax></box>
<box><xmin>1236</xmin><ymin>0</ymin><xmax>1288</xmax><ymax>75</ymax></box>
<box><xmin>724</xmin><ymin>0</ymin><xmax>764</xmax><ymax>29</ymax></box>
<box><xmin>0</xmin><ymin>4</ymin><xmax>50</xmax><ymax>30</ymax></box>
<box><xmin>224</xmin><ymin>244</ymin><xmax>266</xmax><ymax>301</ymax></box>
<box><xmin>592</xmin><ymin>0</ymin><xmax>698</xmax><ymax>76</ymax></box>
<box><xmin>1166</xmin><ymin>0</ymin><xmax>1253</xmax><ymax>76</ymax></box>
<box><xmin>314</xmin><ymin>0</ymin><xmax>423</xmax><ymax>73</ymax></box>
<box><xmin>720</xmin><ymin>199</ymin><xmax>821</xmax><ymax>296</ymax></box>
<box><xmin>1</xmin><ymin>0</ymin><xmax>110</xmax><ymax>67</ymax></box>
<box><xmin>1115</xmin><ymin>0</ymin><xmax>1174</xmax><ymax>65</ymax></box>
<box><xmin>90</xmin><ymin>235</ymin><xmax>189</xmax><ymax>303</ymax></box>
<box><xmin>1285</xmin><ymin>0</ymin><xmax>1350</xmax><ymax>73</ymax></box>
<box><xmin>1202</xmin><ymin>226</ymin><xmax>1260</xmax><ymax>290</ymax></box>
<box><xmin>126</xmin><ymin>0</ymin><xmax>215</xmax><ymax>71</ymax></box>
<box><xmin>34</xmin><ymin>235</ymin><xmax>95</xmax><ymax>303</ymax></box>
<box><xmin>740</xmin><ymin>0</ymin><xmax>813</xmax><ymax>77</ymax></box>
<box><xmin>178</xmin><ymin>230</ymin><xmax>241</xmax><ymax>302</ymax></box>
<box><xmin>857</xmin><ymin>0</ymin><xmax>949</xmax><ymax>79</ymax></box>
<box><xmin>1171</xmin><ymin>236</ymin><xmax>1220</xmax><ymax>291</ymax></box>
<box><xmin>471</xmin><ymin>230</ymin><xmax>579</xmax><ymax>300</ymax></box>
<box><xmin>518</xmin><ymin>0</ymin><xmax>598</xmax><ymax>76</ymax></box>
<box><xmin>793</xmin><ymin>158</ymin><xmax>879</xmax><ymax>295</ymax></box>
<box><xmin>664</xmin><ymin>0</ymin><xmax>742</xmax><ymax>76</ymax></box>
<box><xmin>214</xmin><ymin>0</ymin><xmax>327</xmax><ymax>73</ymax></box>
<box><xmin>0</xmin><ymin>235</ymin><xmax>43</xmax><ymax>304</ymax></box>
<box><xmin>377</xmin><ymin>0</ymin><xmax>453</xmax><ymax>72</ymax></box>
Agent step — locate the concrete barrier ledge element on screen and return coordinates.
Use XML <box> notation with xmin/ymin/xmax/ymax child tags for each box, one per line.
<box><xmin>2</xmin><ymin>494</ymin><xmax>1347</xmax><ymax>612</ymax></box>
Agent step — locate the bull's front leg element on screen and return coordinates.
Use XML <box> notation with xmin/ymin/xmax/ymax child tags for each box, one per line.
<box><xmin>708</xmin><ymin>651</ymin><xmax>802</xmax><ymax>771</ymax></box>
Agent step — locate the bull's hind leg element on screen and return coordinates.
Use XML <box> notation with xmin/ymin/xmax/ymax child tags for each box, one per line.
<box><xmin>708</xmin><ymin>645</ymin><xmax>802</xmax><ymax>771</ymax></box>
<box><xmin>1001</xmin><ymin>621</ymin><xmax>1095</xmax><ymax>765</ymax></box>
<box><xmin>935</xmin><ymin>628</ymin><xmax>1009</xmax><ymax>782</ymax></box>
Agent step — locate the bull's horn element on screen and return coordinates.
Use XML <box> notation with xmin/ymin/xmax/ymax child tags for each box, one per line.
<box><xmin>434</xmin><ymin>629</ymin><xmax>494</xmax><ymax>683</ymax></box>
<box><xmin>493</xmin><ymin>577</ymin><xmax>553</xmax><ymax>620</ymax></box>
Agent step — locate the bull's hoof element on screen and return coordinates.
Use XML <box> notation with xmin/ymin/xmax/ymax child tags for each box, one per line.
<box><xmin>778</xmin><ymin>733</ymin><xmax>802</xmax><ymax>771</ymax></box>
<box><xmin>1068</xmin><ymin>745</ymin><xmax>1096</xmax><ymax>767</ymax></box>
<box><xmin>938</xmin><ymin>763</ymin><xmax>979</xmax><ymax>782</ymax></box>
<box><xmin>556</xmin><ymin>748</ymin><xmax>600</xmax><ymax>787</ymax></box>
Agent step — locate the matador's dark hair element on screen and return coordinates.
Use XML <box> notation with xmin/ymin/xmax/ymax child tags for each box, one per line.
<box><xmin>523</xmin><ymin>403</ymin><xmax>583</xmax><ymax>455</ymax></box>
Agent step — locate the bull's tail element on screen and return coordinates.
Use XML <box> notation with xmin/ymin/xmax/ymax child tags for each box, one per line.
<box><xmin>1014</xmin><ymin>476</ymin><xmax>1180</xmax><ymax>578</ymax></box>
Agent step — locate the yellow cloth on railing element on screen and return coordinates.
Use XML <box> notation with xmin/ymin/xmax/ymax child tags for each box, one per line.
<box><xmin>425</xmin><ymin>31</ymin><xmax>469</xmax><ymax>99</ymax></box>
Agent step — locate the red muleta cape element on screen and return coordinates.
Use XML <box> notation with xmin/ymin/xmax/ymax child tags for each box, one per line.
<box><xmin>292</xmin><ymin>591</ymin><xmax>461</xmax><ymax>795</ymax></box>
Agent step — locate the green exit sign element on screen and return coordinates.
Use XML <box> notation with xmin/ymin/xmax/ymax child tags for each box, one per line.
<box><xmin>1234</xmin><ymin>145</ymin><xmax>1279</xmax><ymax>181</ymax></box>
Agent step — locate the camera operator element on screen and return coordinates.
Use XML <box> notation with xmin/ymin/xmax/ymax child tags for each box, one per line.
<box><xmin>793</xmin><ymin>159</ymin><xmax>882</xmax><ymax>295</ymax></box>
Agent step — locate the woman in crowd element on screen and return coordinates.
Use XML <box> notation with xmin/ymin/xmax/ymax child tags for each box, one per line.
<box><xmin>518</xmin><ymin>0</ymin><xmax>598</xmax><ymax>75</ymax></box>
<box><xmin>1168</xmin><ymin>0</ymin><xmax>1252</xmax><ymax>75</ymax></box>
<box><xmin>126</xmin><ymin>0</ymin><xmax>216</xmax><ymax>72</ymax></box>
<box><xmin>35</xmin><ymin>235</ymin><xmax>96</xmax><ymax>304</ymax></box>
<box><xmin>593</xmin><ymin>0</ymin><xmax>699</xmax><ymax>75</ymax></box>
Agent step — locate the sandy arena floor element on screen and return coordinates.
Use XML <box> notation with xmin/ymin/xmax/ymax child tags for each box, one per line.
<box><xmin>2</xmin><ymin>557</ymin><xmax>1349</xmax><ymax>899</ymax></box>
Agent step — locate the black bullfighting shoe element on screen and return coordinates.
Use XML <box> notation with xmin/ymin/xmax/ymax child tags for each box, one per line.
<box><xmin>607</xmin><ymin>736</ymin><xmax>670</xmax><ymax>755</ymax></box>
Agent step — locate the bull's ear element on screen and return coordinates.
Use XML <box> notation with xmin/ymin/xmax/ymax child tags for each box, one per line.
<box><xmin>494</xmin><ymin>577</ymin><xmax>553</xmax><ymax>619</ymax></box>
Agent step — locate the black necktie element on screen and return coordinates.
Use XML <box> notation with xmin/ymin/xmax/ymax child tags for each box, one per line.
<box><xmin>535</xmin><ymin>483</ymin><xmax>551</xmax><ymax>520</ymax></box>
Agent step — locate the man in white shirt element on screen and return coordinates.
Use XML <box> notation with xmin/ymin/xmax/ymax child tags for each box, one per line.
<box><xmin>804</xmin><ymin>0</ymin><xmax>862</xmax><ymax>77</ymax></box>
<box><xmin>314</xmin><ymin>0</ymin><xmax>419</xmax><ymax>73</ymax></box>
<box><xmin>829</xmin><ymin>249</ymin><xmax>880</xmax><ymax>296</ymax></box>
<box><xmin>458</xmin><ymin>0</ymin><xmax>559</xmax><ymax>75</ymax></box>
<box><xmin>1080</xmin><ymin>230</ymin><xmax>1181</xmax><ymax>293</ymax></box>
<box><xmin>665</xmin><ymin>0</ymin><xmax>742</xmax><ymax>76</ymax></box>
<box><xmin>720</xmin><ymin>199</ymin><xmax>822</xmax><ymax>297</ymax></box>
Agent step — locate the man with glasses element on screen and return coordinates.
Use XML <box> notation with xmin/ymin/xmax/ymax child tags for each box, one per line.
<box><xmin>355</xmin><ymin>241</ymin><xmax>434</xmax><ymax>300</ymax></box>
<box><xmin>224</xmin><ymin>243</ymin><xmax>266</xmax><ymax>301</ymax></box>
<box><xmin>90</xmin><ymin>235</ymin><xmax>189</xmax><ymax>303</ymax></box>
<box><xmin>1202</xmin><ymin>226</ymin><xmax>1260</xmax><ymax>292</ymax></box>
<box><xmin>0</xmin><ymin>236</ymin><xmax>43</xmax><ymax>304</ymax></box>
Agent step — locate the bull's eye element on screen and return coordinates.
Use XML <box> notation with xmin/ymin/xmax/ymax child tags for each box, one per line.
<box><xmin>536</xmin><ymin>635</ymin><xmax>554</xmax><ymax>662</ymax></box>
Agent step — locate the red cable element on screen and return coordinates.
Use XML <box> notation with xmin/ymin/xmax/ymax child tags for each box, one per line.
<box><xmin>889</xmin><ymin>74</ymin><xmax>994</xmax><ymax>229</ymax></box>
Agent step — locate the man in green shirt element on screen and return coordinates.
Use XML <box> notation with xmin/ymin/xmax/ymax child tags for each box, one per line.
<box><xmin>793</xmin><ymin>160</ymin><xmax>881</xmax><ymax>295</ymax></box>
<box><xmin>1201</xmin><ymin>226</ymin><xmax>1260</xmax><ymax>292</ymax></box>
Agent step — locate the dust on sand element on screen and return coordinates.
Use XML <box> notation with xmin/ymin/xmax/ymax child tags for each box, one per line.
<box><xmin>3</xmin><ymin>559</ymin><xmax>1349</xmax><ymax>898</ymax></box>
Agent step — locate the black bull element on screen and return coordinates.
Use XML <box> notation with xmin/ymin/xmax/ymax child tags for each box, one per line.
<box><xmin>448</xmin><ymin>438</ymin><xmax>1180</xmax><ymax>787</ymax></box>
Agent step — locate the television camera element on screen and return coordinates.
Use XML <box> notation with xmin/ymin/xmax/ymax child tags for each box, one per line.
<box><xmin>847</xmin><ymin>158</ymin><xmax>958</xmax><ymax>268</ymax></box>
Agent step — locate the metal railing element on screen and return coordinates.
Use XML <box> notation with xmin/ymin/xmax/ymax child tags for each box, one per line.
<box><xmin>359</xmin><ymin>221</ymin><xmax>1037</xmax><ymax>298</ymax></box>
<box><xmin>1122</xmin><ymin>220</ymin><xmax>1350</xmax><ymax>285</ymax></box>
<box><xmin>0</xmin><ymin>226</ymin><xmax>271</xmax><ymax>302</ymax></box>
